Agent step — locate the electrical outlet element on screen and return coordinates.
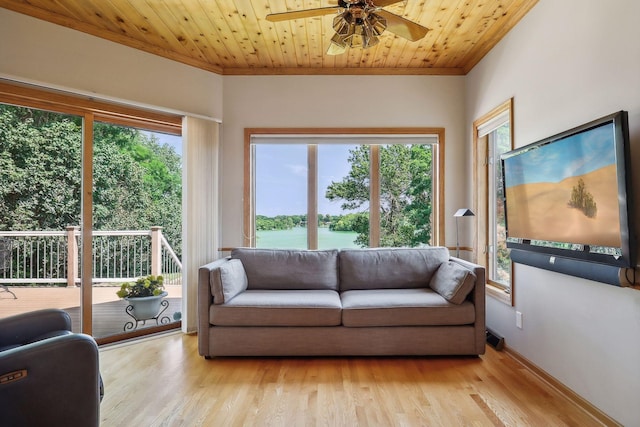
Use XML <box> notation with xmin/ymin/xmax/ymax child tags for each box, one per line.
<box><xmin>516</xmin><ymin>311</ymin><xmax>523</xmax><ymax>329</ymax></box>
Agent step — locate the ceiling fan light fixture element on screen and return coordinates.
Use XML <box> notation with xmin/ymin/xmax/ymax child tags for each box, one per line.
<box><xmin>343</xmin><ymin>19</ymin><xmax>367</xmax><ymax>47</ymax></box>
<box><xmin>330</xmin><ymin>32</ymin><xmax>347</xmax><ymax>47</ymax></box>
<box><xmin>363</xmin><ymin>35</ymin><xmax>380</xmax><ymax>48</ymax></box>
<box><xmin>346</xmin><ymin>33</ymin><xmax>364</xmax><ymax>48</ymax></box>
<box><xmin>366</xmin><ymin>13</ymin><xmax>387</xmax><ymax>36</ymax></box>
<box><xmin>360</xmin><ymin>14</ymin><xmax>385</xmax><ymax>48</ymax></box>
<box><xmin>328</xmin><ymin>34</ymin><xmax>347</xmax><ymax>55</ymax></box>
<box><xmin>331</xmin><ymin>9</ymin><xmax>385</xmax><ymax>51</ymax></box>
<box><xmin>332</xmin><ymin>13</ymin><xmax>351</xmax><ymax>35</ymax></box>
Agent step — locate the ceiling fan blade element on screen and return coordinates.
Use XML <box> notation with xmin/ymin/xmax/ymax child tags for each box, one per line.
<box><xmin>375</xmin><ymin>10</ymin><xmax>430</xmax><ymax>41</ymax></box>
<box><xmin>266</xmin><ymin>7</ymin><xmax>342</xmax><ymax>22</ymax></box>
<box><xmin>372</xmin><ymin>0</ymin><xmax>406</xmax><ymax>7</ymax></box>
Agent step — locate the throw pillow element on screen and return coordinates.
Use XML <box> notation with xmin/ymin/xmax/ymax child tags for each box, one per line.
<box><xmin>429</xmin><ymin>261</ymin><xmax>476</xmax><ymax>304</ymax></box>
<box><xmin>210</xmin><ymin>259</ymin><xmax>248</xmax><ymax>304</ymax></box>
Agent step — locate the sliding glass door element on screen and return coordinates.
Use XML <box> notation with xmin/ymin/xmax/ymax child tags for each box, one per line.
<box><xmin>0</xmin><ymin>86</ymin><xmax>182</xmax><ymax>342</ymax></box>
<box><xmin>91</xmin><ymin>122</ymin><xmax>183</xmax><ymax>340</ymax></box>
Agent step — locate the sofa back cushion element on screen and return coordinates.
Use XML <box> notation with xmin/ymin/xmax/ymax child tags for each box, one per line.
<box><xmin>339</xmin><ymin>247</ymin><xmax>449</xmax><ymax>291</ymax></box>
<box><xmin>231</xmin><ymin>248</ymin><xmax>339</xmax><ymax>291</ymax></box>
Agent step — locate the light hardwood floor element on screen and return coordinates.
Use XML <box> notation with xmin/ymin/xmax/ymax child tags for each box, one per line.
<box><xmin>98</xmin><ymin>332</ymin><xmax>612</xmax><ymax>426</ymax></box>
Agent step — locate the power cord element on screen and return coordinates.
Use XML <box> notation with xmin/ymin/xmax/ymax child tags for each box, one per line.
<box><xmin>624</xmin><ymin>266</ymin><xmax>638</xmax><ymax>287</ymax></box>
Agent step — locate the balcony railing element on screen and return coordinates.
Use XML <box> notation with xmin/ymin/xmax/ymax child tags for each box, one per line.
<box><xmin>0</xmin><ymin>227</ymin><xmax>181</xmax><ymax>287</ymax></box>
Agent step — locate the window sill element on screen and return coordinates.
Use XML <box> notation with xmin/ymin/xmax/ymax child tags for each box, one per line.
<box><xmin>486</xmin><ymin>282</ymin><xmax>513</xmax><ymax>306</ymax></box>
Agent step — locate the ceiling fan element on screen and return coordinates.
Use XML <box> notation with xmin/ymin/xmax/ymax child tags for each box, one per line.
<box><xmin>266</xmin><ymin>0</ymin><xmax>430</xmax><ymax>55</ymax></box>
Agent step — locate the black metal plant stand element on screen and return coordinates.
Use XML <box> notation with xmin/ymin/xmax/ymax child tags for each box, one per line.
<box><xmin>123</xmin><ymin>299</ymin><xmax>171</xmax><ymax>331</ymax></box>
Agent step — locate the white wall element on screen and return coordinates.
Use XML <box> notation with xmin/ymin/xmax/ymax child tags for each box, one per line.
<box><xmin>221</xmin><ymin>75</ymin><xmax>466</xmax><ymax>248</ymax></box>
<box><xmin>466</xmin><ymin>1</ymin><xmax>640</xmax><ymax>424</ymax></box>
<box><xmin>0</xmin><ymin>8</ymin><xmax>223</xmax><ymax>119</ymax></box>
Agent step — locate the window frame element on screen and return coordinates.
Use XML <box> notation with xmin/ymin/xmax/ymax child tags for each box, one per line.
<box><xmin>244</xmin><ymin>128</ymin><xmax>445</xmax><ymax>249</ymax></box>
<box><xmin>473</xmin><ymin>99</ymin><xmax>515</xmax><ymax>306</ymax></box>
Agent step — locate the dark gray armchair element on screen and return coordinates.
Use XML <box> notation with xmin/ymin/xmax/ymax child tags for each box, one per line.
<box><xmin>0</xmin><ymin>309</ymin><xmax>102</xmax><ymax>427</ymax></box>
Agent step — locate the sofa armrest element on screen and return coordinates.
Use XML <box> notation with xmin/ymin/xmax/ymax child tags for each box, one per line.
<box><xmin>449</xmin><ymin>257</ymin><xmax>486</xmax><ymax>355</ymax></box>
<box><xmin>198</xmin><ymin>257</ymin><xmax>232</xmax><ymax>357</ymax></box>
<box><xmin>0</xmin><ymin>309</ymin><xmax>72</xmax><ymax>349</ymax></box>
<box><xmin>0</xmin><ymin>333</ymin><xmax>101</xmax><ymax>426</ymax></box>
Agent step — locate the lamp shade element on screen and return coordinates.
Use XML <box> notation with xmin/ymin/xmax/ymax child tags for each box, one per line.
<box><xmin>454</xmin><ymin>208</ymin><xmax>475</xmax><ymax>217</ymax></box>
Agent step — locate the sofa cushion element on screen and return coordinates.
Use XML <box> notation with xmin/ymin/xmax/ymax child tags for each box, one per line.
<box><xmin>339</xmin><ymin>247</ymin><xmax>449</xmax><ymax>291</ymax></box>
<box><xmin>210</xmin><ymin>290</ymin><xmax>342</xmax><ymax>326</ymax></box>
<box><xmin>210</xmin><ymin>259</ymin><xmax>248</xmax><ymax>305</ymax></box>
<box><xmin>341</xmin><ymin>288</ymin><xmax>475</xmax><ymax>327</ymax></box>
<box><xmin>429</xmin><ymin>261</ymin><xmax>477</xmax><ymax>304</ymax></box>
<box><xmin>231</xmin><ymin>248</ymin><xmax>339</xmax><ymax>291</ymax></box>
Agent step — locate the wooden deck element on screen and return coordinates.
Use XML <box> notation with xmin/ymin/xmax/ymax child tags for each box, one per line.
<box><xmin>0</xmin><ymin>285</ymin><xmax>182</xmax><ymax>339</ymax></box>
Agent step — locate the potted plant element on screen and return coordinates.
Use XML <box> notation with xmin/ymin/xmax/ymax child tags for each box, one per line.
<box><xmin>117</xmin><ymin>275</ymin><xmax>168</xmax><ymax>320</ymax></box>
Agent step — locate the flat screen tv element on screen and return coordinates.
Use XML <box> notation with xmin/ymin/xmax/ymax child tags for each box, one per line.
<box><xmin>501</xmin><ymin>111</ymin><xmax>636</xmax><ymax>268</ymax></box>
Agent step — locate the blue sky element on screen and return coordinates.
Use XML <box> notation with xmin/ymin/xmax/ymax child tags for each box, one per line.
<box><xmin>255</xmin><ymin>144</ymin><xmax>360</xmax><ymax>216</ymax></box>
<box><xmin>143</xmin><ymin>134</ymin><xmax>360</xmax><ymax>217</ymax></box>
<box><xmin>503</xmin><ymin>123</ymin><xmax>616</xmax><ymax>187</ymax></box>
<box><xmin>142</xmin><ymin>130</ymin><xmax>182</xmax><ymax>157</ymax></box>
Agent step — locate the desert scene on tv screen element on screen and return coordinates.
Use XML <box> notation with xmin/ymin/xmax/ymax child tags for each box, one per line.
<box><xmin>504</xmin><ymin>123</ymin><xmax>622</xmax><ymax>248</ymax></box>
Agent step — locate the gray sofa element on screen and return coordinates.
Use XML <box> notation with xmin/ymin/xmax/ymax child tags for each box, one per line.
<box><xmin>198</xmin><ymin>247</ymin><xmax>485</xmax><ymax>357</ymax></box>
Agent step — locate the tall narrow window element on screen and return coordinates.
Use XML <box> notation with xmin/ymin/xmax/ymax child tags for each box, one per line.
<box><xmin>317</xmin><ymin>144</ymin><xmax>363</xmax><ymax>249</ymax></box>
<box><xmin>245</xmin><ymin>130</ymin><xmax>443</xmax><ymax>250</ymax></box>
<box><xmin>488</xmin><ymin>123</ymin><xmax>511</xmax><ymax>288</ymax></box>
<box><xmin>254</xmin><ymin>144</ymin><xmax>308</xmax><ymax>249</ymax></box>
<box><xmin>474</xmin><ymin>100</ymin><xmax>514</xmax><ymax>305</ymax></box>
<box><xmin>379</xmin><ymin>144</ymin><xmax>434</xmax><ymax>248</ymax></box>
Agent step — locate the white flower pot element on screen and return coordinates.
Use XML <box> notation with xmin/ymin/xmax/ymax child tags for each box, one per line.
<box><xmin>125</xmin><ymin>291</ymin><xmax>168</xmax><ymax>320</ymax></box>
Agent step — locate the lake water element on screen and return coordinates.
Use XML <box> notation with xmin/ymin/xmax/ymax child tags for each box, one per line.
<box><xmin>256</xmin><ymin>227</ymin><xmax>360</xmax><ymax>249</ymax></box>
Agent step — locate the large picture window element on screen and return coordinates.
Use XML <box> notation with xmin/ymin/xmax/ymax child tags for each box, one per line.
<box><xmin>245</xmin><ymin>129</ymin><xmax>444</xmax><ymax>250</ymax></box>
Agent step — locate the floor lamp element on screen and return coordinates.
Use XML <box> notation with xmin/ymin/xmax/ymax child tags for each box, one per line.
<box><xmin>454</xmin><ymin>208</ymin><xmax>475</xmax><ymax>258</ymax></box>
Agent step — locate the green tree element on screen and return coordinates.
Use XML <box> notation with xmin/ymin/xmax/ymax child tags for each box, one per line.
<box><xmin>326</xmin><ymin>145</ymin><xmax>433</xmax><ymax>247</ymax></box>
<box><xmin>92</xmin><ymin>140</ymin><xmax>149</xmax><ymax>229</ymax></box>
<box><xmin>0</xmin><ymin>107</ymin><xmax>82</xmax><ymax>230</ymax></box>
<box><xmin>329</xmin><ymin>213</ymin><xmax>369</xmax><ymax>245</ymax></box>
<box><xmin>406</xmin><ymin>145</ymin><xmax>433</xmax><ymax>245</ymax></box>
<box><xmin>0</xmin><ymin>105</ymin><xmax>183</xmax><ymax>256</ymax></box>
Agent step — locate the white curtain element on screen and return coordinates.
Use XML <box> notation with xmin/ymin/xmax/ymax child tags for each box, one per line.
<box><xmin>181</xmin><ymin>116</ymin><xmax>220</xmax><ymax>333</ymax></box>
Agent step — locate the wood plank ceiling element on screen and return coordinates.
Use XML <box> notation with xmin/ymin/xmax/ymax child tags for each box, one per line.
<box><xmin>0</xmin><ymin>0</ymin><xmax>539</xmax><ymax>75</ymax></box>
